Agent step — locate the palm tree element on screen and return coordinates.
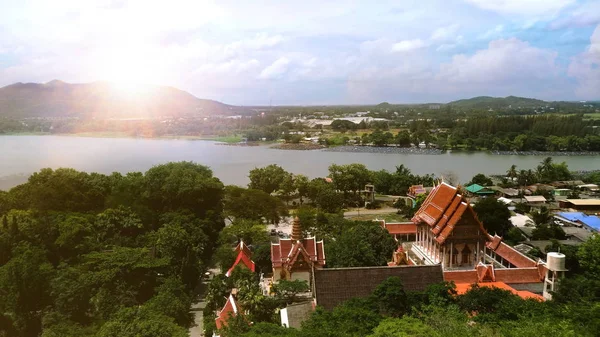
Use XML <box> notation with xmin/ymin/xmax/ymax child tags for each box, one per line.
<box><xmin>507</xmin><ymin>165</ymin><xmax>518</xmax><ymax>183</ymax></box>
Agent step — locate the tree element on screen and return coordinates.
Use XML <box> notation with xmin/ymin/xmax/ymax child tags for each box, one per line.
<box><xmin>369</xmin><ymin>317</ymin><xmax>438</xmax><ymax>337</ymax></box>
<box><xmin>144</xmin><ymin>161</ymin><xmax>224</xmax><ymax>218</ymax></box>
<box><xmin>248</xmin><ymin>164</ymin><xmax>290</xmax><ymax>195</ymax></box>
<box><xmin>307</xmin><ymin>178</ymin><xmax>344</xmax><ymax>213</ymax></box>
<box><xmin>294</xmin><ymin>174</ymin><xmax>310</xmax><ymax>205</ymax></box>
<box><xmin>578</xmin><ymin>234</ymin><xmax>600</xmax><ymax>278</ymax></box>
<box><xmin>0</xmin><ymin>243</ymin><xmax>54</xmax><ymax>336</ymax></box>
<box><xmin>531</xmin><ymin>206</ymin><xmax>551</xmax><ymax>225</ymax></box>
<box><xmin>224</xmin><ymin>186</ymin><xmax>287</xmax><ymax>224</ymax></box>
<box><xmin>506</xmin><ymin>165</ymin><xmax>518</xmax><ymax>183</ymax></box>
<box><xmin>473</xmin><ymin>197</ymin><xmax>511</xmax><ymax>236</ymax></box>
<box><xmin>395</xmin><ymin>131</ymin><xmax>412</xmax><ymax>147</ymax></box>
<box><xmin>326</xmin><ymin>222</ymin><xmax>396</xmax><ymax>268</ymax></box>
<box><xmin>467</xmin><ymin>173</ymin><xmax>493</xmax><ymax>187</ymax></box>
<box><xmin>96</xmin><ymin>307</ymin><xmax>188</xmax><ymax>337</ymax></box>
<box><xmin>371</xmin><ymin>277</ymin><xmax>409</xmax><ymax>317</ymax></box>
<box><xmin>328</xmin><ymin>164</ymin><xmax>372</xmax><ymax>196</ymax></box>
<box><xmin>272</xmin><ymin>280</ymin><xmax>310</xmax><ymax>304</ymax></box>
<box><xmin>145</xmin><ymin>278</ymin><xmax>193</xmax><ymax>326</ymax></box>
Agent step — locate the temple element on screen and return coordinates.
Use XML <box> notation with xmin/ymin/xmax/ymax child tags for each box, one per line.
<box><xmin>270</xmin><ymin>217</ymin><xmax>325</xmax><ymax>284</ymax></box>
<box><xmin>214</xmin><ymin>293</ymin><xmax>246</xmax><ymax>336</ymax></box>
<box><xmin>225</xmin><ymin>240</ymin><xmax>256</xmax><ymax>277</ymax></box>
<box><xmin>387</xmin><ymin>182</ymin><xmax>549</xmax><ymax>295</ymax></box>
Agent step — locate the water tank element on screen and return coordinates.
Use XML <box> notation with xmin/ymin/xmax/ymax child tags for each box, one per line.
<box><xmin>546</xmin><ymin>252</ymin><xmax>567</xmax><ymax>271</ymax></box>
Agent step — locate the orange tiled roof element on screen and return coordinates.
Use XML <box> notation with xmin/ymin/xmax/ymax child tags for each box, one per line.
<box><xmin>411</xmin><ymin>183</ymin><xmax>489</xmax><ymax>244</ymax></box>
<box><xmin>494</xmin><ymin>268</ymin><xmax>543</xmax><ymax>284</ymax></box>
<box><xmin>491</xmin><ymin>242</ymin><xmax>537</xmax><ymax>268</ymax></box>
<box><xmin>454</xmin><ymin>282</ymin><xmax>543</xmax><ymax>300</ymax></box>
<box><xmin>384</xmin><ymin>222</ymin><xmax>417</xmax><ymax>235</ymax></box>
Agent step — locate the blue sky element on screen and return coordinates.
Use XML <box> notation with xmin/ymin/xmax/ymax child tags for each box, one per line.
<box><xmin>0</xmin><ymin>0</ymin><xmax>599</xmax><ymax>105</ymax></box>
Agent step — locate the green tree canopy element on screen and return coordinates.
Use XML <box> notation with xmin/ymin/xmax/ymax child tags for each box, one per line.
<box><xmin>473</xmin><ymin>197</ymin><xmax>512</xmax><ymax>236</ymax></box>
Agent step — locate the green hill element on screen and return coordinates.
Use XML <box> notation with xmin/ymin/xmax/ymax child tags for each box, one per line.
<box><xmin>448</xmin><ymin>96</ymin><xmax>547</xmax><ymax>109</ymax></box>
<box><xmin>0</xmin><ymin>80</ymin><xmax>248</xmax><ymax>118</ymax></box>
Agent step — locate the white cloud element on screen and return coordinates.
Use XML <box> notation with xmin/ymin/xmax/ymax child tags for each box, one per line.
<box><xmin>438</xmin><ymin>38</ymin><xmax>559</xmax><ymax>85</ymax></box>
<box><xmin>225</xmin><ymin>34</ymin><xmax>286</xmax><ymax>54</ymax></box>
<box><xmin>479</xmin><ymin>25</ymin><xmax>504</xmax><ymax>39</ymax></box>
<box><xmin>464</xmin><ymin>0</ymin><xmax>574</xmax><ymax>17</ymax></box>
<box><xmin>258</xmin><ymin>57</ymin><xmax>290</xmax><ymax>80</ymax></box>
<box><xmin>431</xmin><ymin>24</ymin><xmax>460</xmax><ymax>41</ymax></box>
<box><xmin>392</xmin><ymin>39</ymin><xmax>427</xmax><ymax>52</ymax></box>
<box><xmin>550</xmin><ymin>1</ymin><xmax>600</xmax><ymax>29</ymax></box>
<box><xmin>568</xmin><ymin>25</ymin><xmax>600</xmax><ymax>99</ymax></box>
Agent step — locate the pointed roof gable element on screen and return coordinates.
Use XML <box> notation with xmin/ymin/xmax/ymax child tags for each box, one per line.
<box><xmin>225</xmin><ymin>249</ymin><xmax>256</xmax><ymax>277</ymax></box>
<box><xmin>234</xmin><ymin>240</ymin><xmax>252</xmax><ymax>257</ymax></box>
<box><xmin>271</xmin><ymin>237</ymin><xmax>326</xmax><ymax>270</ymax></box>
<box><xmin>215</xmin><ymin>293</ymin><xmax>244</xmax><ymax>330</ymax></box>
<box><xmin>226</xmin><ymin>240</ymin><xmax>256</xmax><ymax>277</ymax></box>
<box><xmin>412</xmin><ymin>182</ymin><xmax>490</xmax><ymax>244</ymax></box>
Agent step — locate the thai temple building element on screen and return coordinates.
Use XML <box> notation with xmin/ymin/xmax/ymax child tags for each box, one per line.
<box><xmin>270</xmin><ymin>217</ymin><xmax>326</xmax><ymax>284</ymax></box>
<box><xmin>213</xmin><ymin>241</ymin><xmax>255</xmax><ymax>336</ymax></box>
<box><xmin>213</xmin><ymin>292</ymin><xmax>245</xmax><ymax>337</ymax></box>
<box><xmin>225</xmin><ymin>240</ymin><xmax>256</xmax><ymax>277</ymax></box>
<box><xmin>386</xmin><ymin>182</ymin><xmax>551</xmax><ymax>297</ymax></box>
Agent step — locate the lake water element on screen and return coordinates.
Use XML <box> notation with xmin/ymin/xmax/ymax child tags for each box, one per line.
<box><xmin>1</xmin><ymin>135</ymin><xmax>599</xmax><ymax>190</ymax></box>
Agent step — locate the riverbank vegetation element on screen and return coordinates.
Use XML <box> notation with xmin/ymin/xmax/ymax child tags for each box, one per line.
<box><xmin>3</xmin><ymin>100</ymin><xmax>600</xmax><ymax>154</ymax></box>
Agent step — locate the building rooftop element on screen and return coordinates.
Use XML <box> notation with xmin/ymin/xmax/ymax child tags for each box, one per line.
<box><xmin>314</xmin><ymin>265</ymin><xmax>443</xmax><ymax>310</ymax></box>
<box><xmin>454</xmin><ymin>282</ymin><xmax>543</xmax><ymax>300</ymax></box>
<box><xmin>524</xmin><ymin>195</ymin><xmax>547</xmax><ymax>203</ymax></box>
<box><xmin>564</xmin><ymin>199</ymin><xmax>600</xmax><ymax>206</ymax></box>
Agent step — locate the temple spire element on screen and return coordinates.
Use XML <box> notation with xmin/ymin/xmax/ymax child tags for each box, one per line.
<box><xmin>291</xmin><ymin>216</ymin><xmax>302</xmax><ymax>241</ymax></box>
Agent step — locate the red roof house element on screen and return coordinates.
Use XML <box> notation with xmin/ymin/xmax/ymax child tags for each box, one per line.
<box><xmin>271</xmin><ymin>217</ymin><xmax>325</xmax><ymax>283</ymax></box>
<box><xmin>214</xmin><ymin>293</ymin><xmax>246</xmax><ymax>331</ymax></box>
<box><xmin>225</xmin><ymin>240</ymin><xmax>256</xmax><ymax>277</ymax></box>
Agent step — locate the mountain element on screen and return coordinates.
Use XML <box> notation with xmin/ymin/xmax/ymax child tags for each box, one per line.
<box><xmin>0</xmin><ymin>80</ymin><xmax>247</xmax><ymax>118</ymax></box>
<box><xmin>448</xmin><ymin>96</ymin><xmax>548</xmax><ymax>109</ymax></box>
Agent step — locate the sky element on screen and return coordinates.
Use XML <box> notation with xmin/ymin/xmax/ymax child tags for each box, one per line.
<box><xmin>0</xmin><ymin>0</ymin><xmax>599</xmax><ymax>105</ymax></box>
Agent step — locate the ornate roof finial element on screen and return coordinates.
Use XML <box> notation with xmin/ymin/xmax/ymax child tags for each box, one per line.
<box><xmin>291</xmin><ymin>216</ymin><xmax>302</xmax><ymax>241</ymax></box>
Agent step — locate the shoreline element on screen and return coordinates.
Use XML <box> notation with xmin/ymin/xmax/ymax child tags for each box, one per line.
<box><xmin>3</xmin><ymin>133</ymin><xmax>600</xmax><ymax>156</ymax></box>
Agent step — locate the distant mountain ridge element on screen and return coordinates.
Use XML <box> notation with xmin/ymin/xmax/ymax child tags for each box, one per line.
<box><xmin>0</xmin><ymin>80</ymin><xmax>247</xmax><ymax>118</ymax></box>
<box><xmin>447</xmin><ymin>96</ymin><xmax>548</xmax><ymax>109</ymax></box>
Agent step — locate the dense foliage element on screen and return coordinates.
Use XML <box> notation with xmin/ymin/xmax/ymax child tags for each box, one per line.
<box><xmin>0</xmin><ymin>162</ymin><xmax>225</xmax><ymax>337</ymax></box>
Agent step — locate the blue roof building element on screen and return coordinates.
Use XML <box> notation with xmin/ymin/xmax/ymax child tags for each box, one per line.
<box><xmin>556</xmin><ymin>212</ymin><xmax>600</xmax><ymax>233</ymax></box>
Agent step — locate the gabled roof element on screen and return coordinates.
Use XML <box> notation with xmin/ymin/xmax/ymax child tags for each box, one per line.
<box><xmin>465</xmin><ymin>184</ymin><xmax>488</xmax><ymax>193</ymax></box>
<box><xmin>215</xmin><ymin>293</ymin><xmax>244</xmax><ymax>330</ymax></box>
<box><xmin>271</xmin><ymin>237</ymin><xmax>325</xmax><ymax>269</ymax></box>
<box><xmin>234</xmin><ymin>240</ymin><xmax>252</xmax><ymax>257</ymax></box>
<box><xmin>225</xmin><ymin>249</ymin><xmax>256</xmax><ymax>277</ymax></box>
<box><xmin>411</xmin><ymin>183</ymin><xmax>489</xmax><ymax>244</ymax></box>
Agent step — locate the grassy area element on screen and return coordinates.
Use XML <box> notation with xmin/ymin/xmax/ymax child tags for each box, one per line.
<box><xmin>346</xmin><ymin>212</ymin><xmax>408</xmax><ymax>222</ymax></box>
<box><xmin>206</xmin><ymin>135</ymin><xmax>243</xmax><ymax>143</ymax></box>
<box><xmin>583</xmin><ymin>113</ymin><xmax>600</xmax><ymax>120</ymax></box>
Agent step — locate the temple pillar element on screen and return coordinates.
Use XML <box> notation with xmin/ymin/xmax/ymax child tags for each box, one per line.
<box><xmin>450</xmin><ymin>242</ymin><xmax>453</xmax><ymax>268</ymax></box>
<box><xmin>442</xmin><ymin>245</ymin><xmax>446</xmax><ymax>268</ymax></box>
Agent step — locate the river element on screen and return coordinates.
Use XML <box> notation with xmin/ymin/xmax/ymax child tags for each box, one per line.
<box><xmin>1</xmin><ymin>135</ymin><xmax>599</xmax><ymax>190</ymax></box>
